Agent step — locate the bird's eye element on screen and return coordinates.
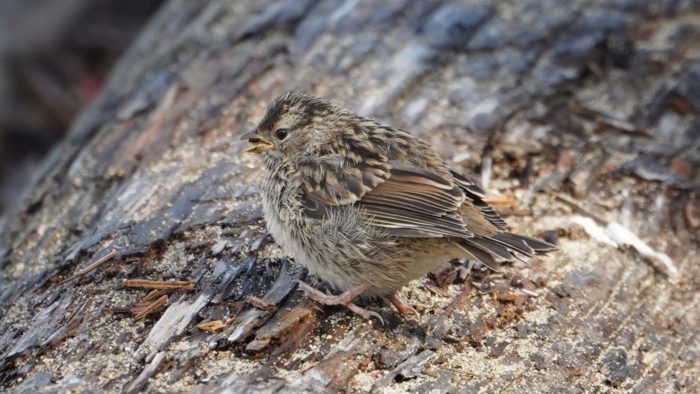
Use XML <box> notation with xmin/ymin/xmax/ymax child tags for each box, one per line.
<box><xmin>274</xmin><ymin>128</ymin><xmax>290</xmax><ymax>140</ymax></box>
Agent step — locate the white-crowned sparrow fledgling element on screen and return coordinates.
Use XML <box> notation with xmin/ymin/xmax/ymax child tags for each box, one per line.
<box><xmin>243</xmin><ymin>92</ymin><xmax>555</xmax><ymax>320</ymax></box>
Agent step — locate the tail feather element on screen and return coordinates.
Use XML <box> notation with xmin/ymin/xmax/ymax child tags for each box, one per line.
<box><xmin>493</xmin><ymin>233</ymin><xmax>557</xmax><ymax>253</ymax></box>
<box><xmin>469</xmin><ymin>237</ymin><xmax>513</xmax><ymax>260</ymax></box>
<box><xmin>459</xmin><ymin>233</ymin><xmax>556</xmax><ymax>271</ymax></box>
<box><xmin>486</xmin><ymin>234</ymin><xmax>534</xmax><ymax>257</ymax></box>
<box><xmin>457</xmin><ymin>241</ymin><xmax>500</xmax><ymax>271</ymax></box>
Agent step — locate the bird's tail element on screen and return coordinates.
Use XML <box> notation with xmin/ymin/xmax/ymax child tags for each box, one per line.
<box><xmin>456</xmin><ymin>233</ymin><xmax>556</xmax><ymax>271</ymax></box>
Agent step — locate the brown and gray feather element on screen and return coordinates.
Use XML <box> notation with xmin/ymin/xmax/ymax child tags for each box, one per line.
<box><xmin>252</xmin><ymin>92</ymin><xmax>556</xmax><ymax>296</ymax></box>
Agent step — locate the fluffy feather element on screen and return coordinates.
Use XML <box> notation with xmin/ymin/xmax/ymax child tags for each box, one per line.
<box><xmin>251</xmin><ymin>92</ymin><xmax>556</xmax><ymax>295</ymax></box>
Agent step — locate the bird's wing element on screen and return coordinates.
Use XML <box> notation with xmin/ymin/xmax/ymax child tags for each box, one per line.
<box><xmin>451</xmin><ymin>170</ymin><xmax>508</xmax><ymax>229</ymax></box>
<box><xmin>298</xmin><ymin>156</ymin><xmax>473</xmax><ymax>238</ymax></box>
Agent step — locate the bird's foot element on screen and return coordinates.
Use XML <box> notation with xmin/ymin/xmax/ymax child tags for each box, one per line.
<box><xmin>385</xmin><ymin>293</ymin><xmax>420</xmax><ymax>318</ymax></box>
<box><xmin>296</xmin><ymin>281</ymin><xmax>383</xmax><ymax>324</ymax></box>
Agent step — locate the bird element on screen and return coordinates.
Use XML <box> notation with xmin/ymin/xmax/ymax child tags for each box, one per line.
<box><xmin>242</xmin><ymin>92</ymin><xmax>556</xmax><ymax>321</ymax></box>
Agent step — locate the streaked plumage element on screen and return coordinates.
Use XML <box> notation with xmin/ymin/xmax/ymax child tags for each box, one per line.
<box><xmin>244</xmin><ymin>92</ymin><xmax>555</xmax><ymax>308</ymax></box>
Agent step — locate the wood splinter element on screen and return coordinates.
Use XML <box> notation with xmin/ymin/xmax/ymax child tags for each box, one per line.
<box><xmin>131</xmin><ymin>295</ymin><xmax>169</xmax><ymax>320</ymax></box>
<box><xmin>122</xmin><ymin>279</ymin><xmax>194</xmax><ymax>290</ymax></box>
<box><xmin>244</xmin><ymin>295</ymin><xmax>277</xmax><ymax>310</ymax></box>
<box><xmin>59</xmin><ymin>250</ymin><xmax>119</xmax><ymax>285</ymax></box>
<box><xmin>196</xmin><ymin>318</ymin><xmax>236</xmax><ymax>332</ymax></box>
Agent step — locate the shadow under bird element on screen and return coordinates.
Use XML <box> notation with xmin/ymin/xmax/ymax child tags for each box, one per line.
<box><xmin>243</xmin><ymin>92</ymin><xmax>556</xmax><ymax>321</ymax></box>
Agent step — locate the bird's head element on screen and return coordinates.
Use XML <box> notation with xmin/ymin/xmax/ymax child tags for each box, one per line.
<box><xmin>243</xmin><ymin>92</ymin><xmax>345</xmax><ymax>160</ymax></box>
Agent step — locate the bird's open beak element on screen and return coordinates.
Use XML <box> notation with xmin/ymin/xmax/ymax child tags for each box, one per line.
<box><xmin>241</xmin><ymin>128</ymin><xmax>273</xmax><ymax>154</ymax></box>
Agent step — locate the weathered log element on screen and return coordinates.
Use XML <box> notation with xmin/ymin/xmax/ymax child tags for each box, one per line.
<box><xmin>1</xmin><ymin>0</ymin><xmax>699</xmax><ymax>392</ymax></box>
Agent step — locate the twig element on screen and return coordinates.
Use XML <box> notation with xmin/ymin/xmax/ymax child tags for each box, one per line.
<box><xmin>124</xmin><ymin>351</ymin><xmax>166</xmax><ymax>394</ymax></box>
<box><xmin>572</xmin><ymin>104</ymin><xmax>654</xmax><ymax>138</ymax></box>
<box><xmin>132</xmin><ymin>295</ymin><xmax>169</xmax><ymax>320</ymax></box>
<box><xmin>143</xmin><ymin>289</ymin><xmax>169</xmax><ymax>302</ymax></box>
<box><xmin>520</xmin><ymin>289</ymin><xmax>539</xmax><ymax>297</ymax></box>
<box><xmin>59</xmin><ymin>250</ymin><xmax>118</xmax><ymax>285</ymax></box>
<box><xmin>103</xmin><ymin>306</ymin><xmax>131</xmax><ymax>315</ymax></box>
<box><xmin>425</xmin><ymin>284</ymin><xmax>450</xmax><ymax>297</ymax></box>
<box><xmin>548</xmin><ymin>191</ymin><xmax>608</xmax><ymax>224</ymax></box>
<box><xmin>123</xmin><ymin>279</ymin><xmax>194</xmax><ymax>290</ymax></box>
<box><xmin>196</xmin><ymin>318</ymin><xmax>236</xmax><ymax>332</ymax></box>
<box><xmin>244</xmin><ymin>295</ymin><xmax>276</xmax><ymax>310</ymax></box>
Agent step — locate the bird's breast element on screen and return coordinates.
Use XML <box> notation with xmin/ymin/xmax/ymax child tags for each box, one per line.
<box><xmin>261</xmin><ymin>169</ymin><xmax>308</xmax><ymax>254</ymax></box>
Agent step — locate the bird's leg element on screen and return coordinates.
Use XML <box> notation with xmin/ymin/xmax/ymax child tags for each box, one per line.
<box><xmin>296</xmin><ymin>281</ymin><xmax>369</xmax><ymax>305</ymax></box>
<box><xmin>385</xmin><ymin>293</ymin><xmax>420</xmax><ymax>318</ymax></box>
<box><xmin>296</xmin><ymin>281</ymin><xmax>383</xmax><ymax>323</ymax></box>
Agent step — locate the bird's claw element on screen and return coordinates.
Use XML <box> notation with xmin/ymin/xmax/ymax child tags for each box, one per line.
<box><xmin>385</xmin><ymin>293</ymin><xmax>420</xmax><ymax>320</ymax></box>
<box><xmin>367</xmin><ymin>311</ymin><xmax>384</xmax><ymax>325</ymax></box>
<box><xmin>368</xmin><ymin>311</ymin><xmax>384</xmax><ymax>325</ymax></box>
<box><xmin>403</xmin><ymin>305</ymin><xmax>421</xmax><ymax>320</ymax></box>
<box><xmin>347</xmin><ymin>302</ymin><xmax>384</xmax><ymax>325</ymax></box>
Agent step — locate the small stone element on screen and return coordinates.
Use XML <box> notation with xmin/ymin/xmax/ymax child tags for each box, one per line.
<box><xmin>603</xmin><ymin>348</ymin><xmax>630</xmax><ymax>387</ymax></box>
<box><xmin>531</xmin><ymin>352</ymin><xmax>546</xmax><ymax>370</ymax></box>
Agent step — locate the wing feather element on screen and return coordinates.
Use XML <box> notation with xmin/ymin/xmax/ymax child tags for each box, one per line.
<box><xmin>299</xmin><ymin>157</ymin><xmax>472</xmax><ymax>239</ymax></box>
<box><xmin>452</xmin><ymin>171</ymin><xmax>508</xmax><ymax>229</ymax></box>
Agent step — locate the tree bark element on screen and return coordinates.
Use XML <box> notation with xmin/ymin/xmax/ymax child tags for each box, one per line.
<box><xmin>1</xmin><ymin>0</ymin><xmax>699</xmax><ymax>392</ymax></box>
